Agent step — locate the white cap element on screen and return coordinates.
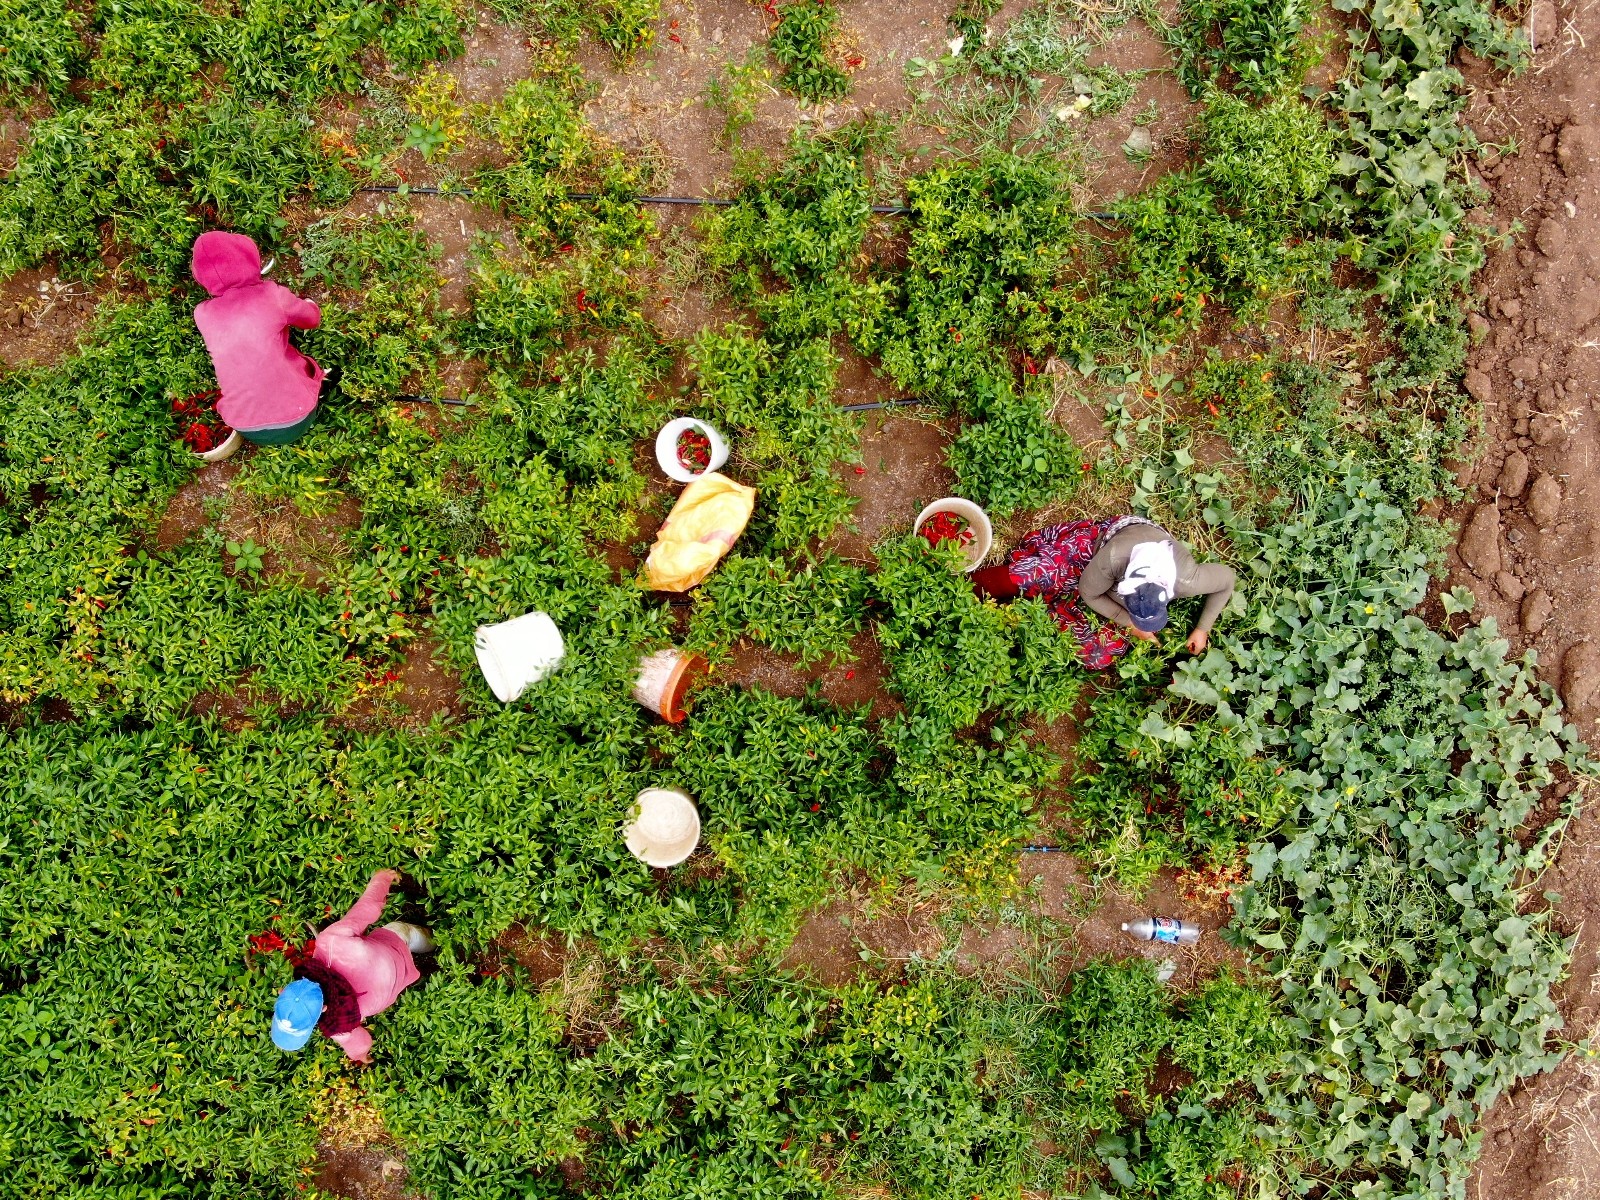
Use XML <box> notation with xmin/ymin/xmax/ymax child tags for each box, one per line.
<box><xmin>623</xmin><ymin>788</ymin><xmax>701</xmax><ymax>867</ymax></box>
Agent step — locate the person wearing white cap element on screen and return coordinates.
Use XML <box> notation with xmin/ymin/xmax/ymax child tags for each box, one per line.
<box><xmin>624</xmin><ymin>788</ymin><xmax>701</xmax><ymax>867</ymax></box>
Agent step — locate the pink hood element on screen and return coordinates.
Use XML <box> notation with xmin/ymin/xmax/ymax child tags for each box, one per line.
<box><xmin>192</xmin><ymin>231</ymin><xmax>263</xmax><ymax>295</ymax></box>
<box><xmin>191</xmin><ymin>232</ymin><xmax>325</xmax><ymax>431</ymax></box>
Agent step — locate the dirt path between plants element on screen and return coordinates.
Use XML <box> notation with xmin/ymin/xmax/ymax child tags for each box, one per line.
<box><xmin>1449</xmin><ymin>3</ymin><xmax>1600</xmax><ymax>1197</ymax></box>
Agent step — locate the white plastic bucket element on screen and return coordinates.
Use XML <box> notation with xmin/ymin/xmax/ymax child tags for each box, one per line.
<box><xmin>624</xmin><ymin>787</ymin><xmax>701</xmax><ymax>867</ymax></box>
<box><xmin>654</xmin><ymin>418</ymin><xmax>729</xmax><ymax>484</ymax></box>
<box><xmin>914</xmin><ymin>497</ymin><xmax>994</xmax><ymax>572</ymax></box>
<box><xmin>474</xmin><ymin>611</ymin><xmax>564</xmax><ymax>703</ymax></box>
<box><xmin>632</xmin><ymin>648</ymin><xmax>706</xmax><ymax>723</ymax></box>
<box><xmin>197</xmin><ymin>429</ymin><xmax>242</xmax><ymax>463</ymax></box>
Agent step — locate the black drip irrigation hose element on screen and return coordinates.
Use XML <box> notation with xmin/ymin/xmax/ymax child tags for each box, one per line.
<box><xmin>358</xmin><ymin>184</ymin><xmax>1120</xmax><ymax>223</ymax></box>
<box><xmin>392</xmin><ymin>392</ymin><xmax>472</xmax><ymax>407</ymax></box>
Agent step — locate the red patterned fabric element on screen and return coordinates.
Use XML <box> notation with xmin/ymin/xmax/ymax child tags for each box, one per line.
<box><xmin>1006</xmin><ymin>518</ymin><xmax>1132</xmax><ymax>670</ymax></box>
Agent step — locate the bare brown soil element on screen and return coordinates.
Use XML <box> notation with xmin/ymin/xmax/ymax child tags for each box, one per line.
<box><xmin>190</xmin><ymin>669</ymin><xmax>299</xmax><ymax>730</ymax></box>
<box><xmin>0</xmin><ymin>267</ymin><xmax>107</xmax><ymax>369</ymax></box>
<box><xmin>1080</xmin><ymin>14</ymin><xmax>1202</xmax><ymax>205</ymax></box>
<box><xmin>1447</xmin><ymin>3</ymin><xmax>1600</xmax><ymax>1197</ymax></box>
<box><xmin>579</xmin><ymin>0</ymin><xmax>955</xmax><ymax>197</ymax></box>
<box><xmin>154</xmin><ymin>460</ymin><xmax>244</xmax><ymax>550</ymax></box>
<box><xmin>781</xmin><ymin>887</ymin><xmax>946</xmax><ymax>985</ymax></box>
<box><xmin>780</xmin><ymin>850</ymin><xmax>1244</xmax><ymax>990</ymax></box>
<box><xmin>312</xmin><ymin>1141</ymin><xmax>413</xmax><ymax>1200</ymax></box>
<box><xmin>339</xmin><ymin>636</ymin><xmax>467</xmax><ymax>730</ymax></box>
<box><xmin>714</xmin><ymin>626</ymin><xmax>905</xmax><ymax>719</ymax></box>
<box><xmin>225</xmin><ymin>493</ymin><xmax>365</xmax><ymax>588</ymax></box>
<box><xmin>825</xmin><ymin>405</ymin><xmax>956</xmax><ymax>563</ymax></box>
<box><xmin>481</xmin><ymin>921</ymin><xmax>573</xmax><ymax>985</ymax></box>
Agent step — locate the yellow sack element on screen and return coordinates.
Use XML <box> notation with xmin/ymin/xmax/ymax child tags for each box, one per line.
<box><xmin>644</xmin><ymin>472</ymin><xmax>757</xmax><ymax>592</ymax></box>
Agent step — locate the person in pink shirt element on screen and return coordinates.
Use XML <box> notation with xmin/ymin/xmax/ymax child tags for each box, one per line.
<box><xmin>191</xmin><ymin>231</ymin><xmax>325</xmax><ymax>446</ymax></box>
<box><xmin>271</xmin><ymin>870</ymin><xmax>432</xmax><ymax>1063</ymax></box>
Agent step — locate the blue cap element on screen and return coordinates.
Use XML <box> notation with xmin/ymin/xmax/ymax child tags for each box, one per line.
<box><xmin>271</xmin><ymin>978</ymin><xmax>323</xmax><ymax>1051</ymax></box>
<box><xmin>1123</xmin><ymin>582</ymin><xmax>1170</xmax><ymax>633</ymax></box>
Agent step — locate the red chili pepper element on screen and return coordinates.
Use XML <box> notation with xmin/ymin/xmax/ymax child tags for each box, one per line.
<box><xmin>247</xmin><ymin>930</ymin><xmax>287</xmax><ymax>957</ymax></box>
<box><xmin>918</xmin><ymin>511</ymin><xmax>969</xmax><ymax>548</ymax></box>
<box><xmin>1207</xmin><ymin>402</ymin><xmax>1219</xmax><ymax>416</ymax></box>
<box><xmin>810</xmin><ymin>803</ymin><xmax>821</xmax><ymax>812</ymax></box>
<box><xmin>676</xmin><ymin>429</ymin><xmax>712</xmax><ymax>471</ymax></box>
<box><xmin>844</xmin><ymin>670</ymin><xmax>855</xmax><ymax>680</ymax></box>
<box><xmin>853</xmin><ymin>466</ymin><xmax>866</xmax><ymax>474</ymax></box>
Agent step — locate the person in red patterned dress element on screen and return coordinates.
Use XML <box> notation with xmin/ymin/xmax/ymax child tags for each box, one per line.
<box><xmin>969</xmin><ymin>515</ymin><xmax>1235</xmax><ymax>669</ymax></box>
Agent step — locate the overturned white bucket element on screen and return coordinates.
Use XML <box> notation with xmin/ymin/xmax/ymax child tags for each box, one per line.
<box><xmin>632</xmin><ymin>647</ymin><xmax>707</xmax><ymax>724</ymax></box>
<box><xmin>474</xmin><ymin>611</ymin><xmax>564</xmax><ymax>703</ymax></box>
<box><xmin>623</xmin><ymin>787</ymin><xmax>701</xmax><ymax>867</ymax></box>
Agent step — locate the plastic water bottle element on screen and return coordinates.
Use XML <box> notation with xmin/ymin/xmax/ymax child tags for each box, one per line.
<box><xmin>1122</xmin><ymin>917</ymin><xmax>1200</xmax><ymax>945</ymax></box>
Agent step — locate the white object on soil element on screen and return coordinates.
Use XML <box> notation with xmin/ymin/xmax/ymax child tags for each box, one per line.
<box><xmin>474</xmin><ymin>611</ymin><xmax>565</xmax><ymax>703</ymax></box>
<box><xmin>654</xmin><ymin>417</ymin><xmax>729</xmax><ymax>484</ymax></box>
<box><xmin>914</xmin><ymin>497</ymin><xmax>994</xmax><ymax>572</ymax></box>
<box><xmin>624</xmin><ymin>787</ymin><xmax>701</xmax><ymax>867</ymax></box>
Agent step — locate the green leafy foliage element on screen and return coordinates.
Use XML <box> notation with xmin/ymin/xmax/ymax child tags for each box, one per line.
<box><xmin>1172</xmin><ymin>971</ymin><xmax>1292</xmax><ymax>1097</ymax></box>
<box><xmin>769</xmin><ymin>0</ymin><xmax>850</xmax><ymax>102</ymax></box>
<box><xmin>296</xmin><ymin>212</ymin><xmax>456</xmax><ymax>402</ymax></box>
<box><xmin>514</xmin><ymin>0</ymin><xmax>659</xmax><ymax>56</ymax></box>
<box><xmin>0</xmin><ymin>0</ymin><xmax>83</xmax><ymax>96</ymax></box>
<box><xmin>1315</xmin><ymin>0</ymin><xmax>1525</xmax><ymax>384</ymax></box>
<box><xmin>1070</xmin><ymin>648</ymin><xmax>1293</xmax><ymax>890</ymax></box>
<box><xmin>947</xmin><ymin>371</ymin><xmax>1080</xmax><ymax>516</ymax></box>
<box><xmin>1174</xmin><ymin>0</ymin><xmax>1308</xmax><ymax>97</ymax></box>
<box><xmin>474</xmin><ymin>58</ymin><xmax>655</xmax><ymax>252</ymax></box>
<box><xmin>1105</xmin><ymin>94</ymin><xmax>1334</xmax><ymax>351</ymax></box>
<box><xmin>873</xmin><ymin>535</ymin><xmax>1085</xmax><ymax>730</ymax></box>
<box><xmin>1110</xmin><ymin>453</ymin><xmax>1587</xmax><ymax>1196</ymax></box>
<box><xmin>879</xmin><ymin>152</ymin><xmax>1078</xmax><ymax>404</ymax></box>
<box><xmin>690</xmin><ymin>326</ymin><xmax>860</xmax><ymax>550</ymax></box>
<box><xmin>0</xmin><ymin>94</ymin><xmax>349</xmax><ymax>283</ymax></box>
<box><xmin>703</xmin><ymin>125</ymin><xmax>890</xmax><ymax>344</ymax></box>
<box><xmin>0</xmin><ymin>4</ymin><xmax>1586</xmax><ymax>1198</ymax></box>
<box><xmin>689</xmin><ymin>554</ymin><xmax>870</xmax><ymax>665</ymax></box>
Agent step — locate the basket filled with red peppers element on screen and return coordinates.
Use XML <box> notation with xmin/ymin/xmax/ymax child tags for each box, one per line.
<box><xmin>913</xmin><ymin>497</ymin><xmax>992</xmax><ymax>571</ymax></box>
<box><xmin>172</xmin><ymin>389</ymin><xmax>241</xmax><ymax>462</ymax></box>
<box><xmin>654</xmin><ymin>418</ymin><xmax>729</xmax><ymax>483</ymax></box>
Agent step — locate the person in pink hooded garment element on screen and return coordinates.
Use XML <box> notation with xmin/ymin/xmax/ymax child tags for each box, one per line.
<box><xmin>270</xmin><ymin>870</ymin><xmax>433</xmax><ymax>1063</ymax></box>
<box><xmin>191</xmin><ymin>231</ymin><xmax>325</xmax><ymax>444</ymax></box>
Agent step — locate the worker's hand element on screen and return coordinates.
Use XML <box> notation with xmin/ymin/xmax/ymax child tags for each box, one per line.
<box><xmin>374</xmin><ymin>869</ymin><xmax>401</xmax><ymax>887</ymax></box>
<box><xmin>1186</xmin><ymin>629</ymin><xmax>1209</xmax><ymax>655</ymax></box>
<box><xmin>1128</xmin><ymin>627</ymin><xmax>1159</xmax><ymax>644</ymax></box>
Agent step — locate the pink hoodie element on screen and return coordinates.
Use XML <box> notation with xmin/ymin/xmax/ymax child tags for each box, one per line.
<box><xmin>191</xmin><ymin>231</ymin><xmax>324</xmax><ymax>432</ymax></box>
<box><xmin>311</xmin><ymin>870</ymin><xmax>420</xmax><ymax>1063</ymax></box>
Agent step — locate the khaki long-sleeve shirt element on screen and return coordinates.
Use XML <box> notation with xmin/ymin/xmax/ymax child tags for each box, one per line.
<box><xmin>1077</xmin><ymin>525</ymin><xmax>1235</xmax><ymax>634</ymax></box>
